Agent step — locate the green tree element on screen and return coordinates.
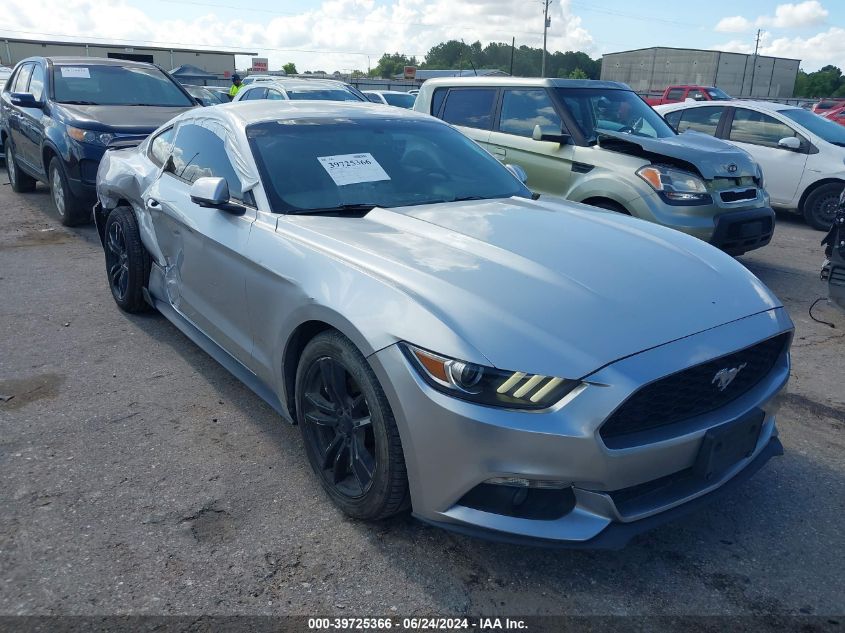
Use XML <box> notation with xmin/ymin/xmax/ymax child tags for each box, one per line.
<box><xmin>793</xmin><ymin>65</ymin><xmax>844</xmax><ymax>97</ymax></box>
<box><xmin>282</xmin><ymin>62</ymin><xmax>298</xmax><ymax>75</ymax></box>
<box><xmin>567</xmin><ymin>68</ymin><xmax>588</xmax><ymax>79</ymax></box>
<box><xmin>369</xmin><ymin>53</ymin><xmax>417</xmax><ymax>78</ymax></box>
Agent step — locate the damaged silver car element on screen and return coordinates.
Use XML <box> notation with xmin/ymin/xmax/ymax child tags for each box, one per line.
<box><xmin>95</xmin><ymin>101</ymin><xmax>792</xmax><ymax>548</ymax></box>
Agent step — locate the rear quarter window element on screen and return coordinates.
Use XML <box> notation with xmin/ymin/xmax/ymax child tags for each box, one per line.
<box><xmin>440</xmin><ymin>88</ymin><xmax>497</xmax><ymax>130</ymax></box>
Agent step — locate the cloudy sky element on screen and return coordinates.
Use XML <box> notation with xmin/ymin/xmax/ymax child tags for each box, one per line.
<box><xmin>0</xmin><ymin>0</ymin><xmax>842</xmax><ymax>73</ymax></box>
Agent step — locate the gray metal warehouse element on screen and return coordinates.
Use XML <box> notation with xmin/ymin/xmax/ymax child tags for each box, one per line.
<box><xmin>601</xmin><ymin>46</ymin><xmax>800</xmax><ymax>98</ymax></box>
<box><xmin>1</xmin><ymin>37</ymin><xmax>255</xmax><ymax>86</ymax></box>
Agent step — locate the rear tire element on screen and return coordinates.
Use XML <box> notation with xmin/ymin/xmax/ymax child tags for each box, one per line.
<box><xmin>802</xmin><ymin>183</ymin><xmax>843</xmax><ymax>231</ymax></box>
<box><xmin>296</xmin><ymin>330</ymin><xmax>410</xmax><ymax>520</ymax></box>
<box><xmin>103</xmin><ymin>206</ymin><xmax>151</xmax><ymax>313</ymax></box>
<box><xmin>5</xmin><ymin>143</ymin><xmax>36</xmax><ymax>193</ymax></box>
<box><xmin>49</xmin><ymin>158</ymin><xmax>90</xmax><ymax>226</ymax></box>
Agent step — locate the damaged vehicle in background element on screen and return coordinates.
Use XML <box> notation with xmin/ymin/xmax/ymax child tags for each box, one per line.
<box><xmin>822</xmin><ymin>189</ymin><xmax>845</xmax><ymax>312</ymax></box>
<box><xmin>94</xmin><ymin>101</ymin><xmax>792</xmax><ymax>548</ymax></box>
<box><xmin>0</xmin><ymin>56</ymin><xmax>196</xmax><ymax>226</ymax></box>
<box><xmin>415</xmin><ymin>77</ymin><xmax>775</xmax><ymax>256</ymax></box>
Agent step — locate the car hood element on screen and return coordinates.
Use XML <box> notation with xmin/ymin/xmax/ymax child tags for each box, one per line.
<box><xmin>597</xmin><ymin>130</ymin><xmax>758</xmax><ymax>179</ymax></box>
<box><xmin>286</xmin><ymin>197</ymin><xmax>781</xmax><ymax>378</ymax></box>
<box><xmin>55</xmin><ymin>104</ymin><xmax>195</xmax><ymax>133</ymax></box>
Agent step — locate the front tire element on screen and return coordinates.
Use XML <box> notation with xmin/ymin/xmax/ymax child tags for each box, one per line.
<box><xmin>5</xmin><ymin>143</ymin><xmax>36</xmax><ymax>193</ymax></box>
<box><xmin>49</xmin><ymin>158</ymin><xmax>90</xmax><ymax>226</ymax></box>
<box><xmin>802</xmin><ymin>183</ymin><xmax>843</xmax><ymax>231</ymax></box>
<box><xmin>296</xmin><ymin>331</ymin><xmax>410</xmax><ymax>520</ymax></box>
<box><xmin>103</xmin><ymin>206</ymin><xmax>151</xmax><ymax>313</ymax></box>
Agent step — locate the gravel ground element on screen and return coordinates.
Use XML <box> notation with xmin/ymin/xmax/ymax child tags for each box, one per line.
<box><xmin>0</xmin><ymin>178</ymin><xmax>843</xmax><ymax>621</ymax></box>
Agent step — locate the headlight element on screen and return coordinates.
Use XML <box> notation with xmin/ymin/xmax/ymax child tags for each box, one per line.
<box><xmin>755</xmin><ymin>164</ymin><xmax>765</xmax><ymax>190</ymax></box>
<box><xmin>401</xmin><ymin>343</ymin><xmax>581</xmax><ymax>410</ymax></box>
<box><xmin>636</xmin><ymin>165</ymin><xmax>710</xmax><ymax>202</ymax></box>
<box><xmin>67</xmin><ymin>126</ymin><xmax>114</xmax><ymax>146</ymax></box>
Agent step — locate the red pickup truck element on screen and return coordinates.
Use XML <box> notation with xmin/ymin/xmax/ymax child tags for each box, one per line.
<box><xmin>645</xmin><ymin>85</ymin><xmax>732</xmax><ymax>106</ymax></box>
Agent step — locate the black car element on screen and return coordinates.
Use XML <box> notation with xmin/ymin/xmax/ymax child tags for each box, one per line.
<box><xmin>1</xmin><ymin>57</ymin><xmax>196</xmax><ymax>226</ymax></box>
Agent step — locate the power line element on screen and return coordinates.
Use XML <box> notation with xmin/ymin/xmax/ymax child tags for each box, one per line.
<box><xmin>568</xmin><ymin>0</ymin><xmax>700</xmax><ymax>28</ymax></box>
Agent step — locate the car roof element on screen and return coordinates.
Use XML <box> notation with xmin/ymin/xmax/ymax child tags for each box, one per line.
<box><xmin>40</xmin><ymin>56</ymin><xmax>159</xmax><ymax>68</ymax></box>
<box><xmin>420</xmin><ymin>76</ymin><xmax>630</xmax><ymax>90</ymax></box>
<box><xmin>179</xmin><ymin>100</ymin><xmax>433</xmax><ymax>128</ymax></box>
<box><xmin>656</xmin><ymin>99</ymin><xmax>801</xmax><ymax>114</ymax></box>
<box><xmin>363</xmin><ymin>90</ymin><xmax>412</xmax><ymax>95</ymax></box>
<box><xmin>243</xmin><ymin>78</ymin><xmax>349</xmax><ymax>90</ymax></box>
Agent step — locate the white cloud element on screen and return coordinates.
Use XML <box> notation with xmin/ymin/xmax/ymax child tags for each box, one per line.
<box><xmin>0</xmin><ymin>0</ymin><xmax>595</xmax><ymax>73</ymax></box>
<box><xmin>715</xmin><ymin>16</ymin><xmax>753</xmax><ymax>33</ymax></box>
<box><xmin>714</xmin><ymin>27</ymin><xmax>845</xmax><ymax>72</ymax></box>
<box><xmin>715</xmin><ymin>1</ymin><xmax>828</xmax><ymax>33</ymax></box>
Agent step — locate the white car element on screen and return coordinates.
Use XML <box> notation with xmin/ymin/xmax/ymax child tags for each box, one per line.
<box><xmin>657</xmin><ymin>100</ymin><xmax>845</xmax><ymax>230</ymax></box>
<box><xmin>362</xmin><ymin>90</ymin><xmax>416</xmax><ymax>109</ymax></box>
<box><xmin>233</xmin><ymin>78</ymin><xmax>364</xmax><ymax>103</ymax></box>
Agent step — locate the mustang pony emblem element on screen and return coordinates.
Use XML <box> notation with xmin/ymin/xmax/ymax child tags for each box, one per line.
<box><xmin>712</xmin><ymin>363</ymin><xmax>747</xmax><ymax>391</ymax></box>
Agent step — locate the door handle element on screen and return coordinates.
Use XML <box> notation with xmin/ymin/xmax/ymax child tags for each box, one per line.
<box><xmin>492</xmin><ymin>146</ymin><xmax>507</xmax><ymax>158</ymax></box>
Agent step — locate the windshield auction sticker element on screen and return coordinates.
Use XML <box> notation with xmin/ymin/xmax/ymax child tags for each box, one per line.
<box><xmin>317</xmin><ymin>153</ymin><xmax>390</xmax><ymax>186</ymax></box>
<box><xmin>60</xmin><ymin>67</ymin><xmax>91</xmax><ymax>79</ymax></box>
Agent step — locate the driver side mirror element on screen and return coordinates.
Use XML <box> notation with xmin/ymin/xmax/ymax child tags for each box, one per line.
<box><xmin>778</xmin><ymin>136</ymin><xmax>801</xmax><ymax>151</ymax></box>
<box><xmin>532</xmin><ymin>124</ymin><xmax>570</xmax><ymax>144</ymax></box>
<box><xmin>10</xmin><ymin>92</ymin><xmax>42</xmax><ymax>108</ymax></box>
<box><xmin>190</xmin><ymin>177</ymin><xmax>230</xmax><ymax>207</ymax></box>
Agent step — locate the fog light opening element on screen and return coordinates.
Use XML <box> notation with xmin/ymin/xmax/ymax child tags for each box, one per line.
<box><xmin>458</xmin><ymin>478</ymin><xmax>577</xmax><ymax>520</ymax></box>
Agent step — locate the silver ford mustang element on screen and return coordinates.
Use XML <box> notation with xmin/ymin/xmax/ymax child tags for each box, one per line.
<box><xmin>94</xmin><ymin>101</ymin><xmax>792</xmax><ymax>548</ymax></box>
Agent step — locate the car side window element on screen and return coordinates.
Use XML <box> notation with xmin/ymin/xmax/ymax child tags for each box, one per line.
<box><xmin>666</xmin><ymin>88</ymin><xmax>684</xmax><ymax>101</ymax></box>
<box><xmin>663</xmin><ymin>110</ymin><xmax>682</xmax><ymax>129</ymax></box>
<box><xmin>148</xmin><ymin>127</ymin><xmax>175</xmax><ymax>167</ymax></box>
<box><xmin>168</xmin><ymin>123</ymin><xmax>245</xmax><ymax>201</ymax></box>
<box><xmin>440</xmin><ymin>88</ymin><xmax>496</xmax><ymax>130</ymax></box>
<box><xmin>688</xmin><ymin>89</ymin><xmax>705</xmax><ymax>101</ymax></box>
<box><xmin>498</xmin><ymin>89</ymin><xmax>563</xmax><ymax>138</ymax></box>
<box><xmin>28</xmin><ymin>65</ymin><xmax>45</xmax><ymax>101</ymax></box>
<box><xmin>244</xmin><ymin>87</ymin><xmax>268</xmax><ymax>101</ymax></box>
<box><xmin>676</xmin><ymin>106</ymin><xmax>724</xmax><ymax>135</ymax></box>
<box><xmin>729</xmin><ymin>108</ymin><xmax>798</xmax><ymax>148</ymax></box>
<box><xmin>267</xmin><ymin>89</ymin><xmax>285</xmax><ymax>101</ymax></box>
<box><xmin>12</xmin><ymin>63</ymin><xmax>34</xmax><ymax>93</ymax></box>
<box><xmin>431</xmin><ymin>87</ymin><xmax>447</xmax><ymax>116</ymax></box>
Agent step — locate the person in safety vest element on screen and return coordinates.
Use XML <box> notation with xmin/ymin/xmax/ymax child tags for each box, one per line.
<box><xmin>228</xmin><ymin>74</ymin><xmax>243</xmax><ymax>99</ymax></box>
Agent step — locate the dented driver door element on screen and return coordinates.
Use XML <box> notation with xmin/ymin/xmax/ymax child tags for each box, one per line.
<box><xmin>144</xmin><ymin>123</ymin><xmax>257</xmax><ymax>368</ymax></box>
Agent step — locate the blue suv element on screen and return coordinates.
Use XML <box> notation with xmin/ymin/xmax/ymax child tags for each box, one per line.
<box><xmin>1</xmin><ymin>57</ymin><xmax>196</xmax><ymax>225</ymax></box>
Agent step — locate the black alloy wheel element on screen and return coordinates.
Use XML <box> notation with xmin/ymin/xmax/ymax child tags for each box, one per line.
<box><xmin>300</xmin><ymin>356</ymin><xmax>377</xmax><ymax>498</ymax></box>
<box><xmin>106</xmin><ymin>220</ymin><xmax>129</xmax><ymax>302</ymax></box>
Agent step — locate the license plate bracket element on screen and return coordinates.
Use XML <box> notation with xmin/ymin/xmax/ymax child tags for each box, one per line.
<box><xmin>693</xmin><ymin>409</ymin><xmax>764</xmax><ymax>481</ymax></box>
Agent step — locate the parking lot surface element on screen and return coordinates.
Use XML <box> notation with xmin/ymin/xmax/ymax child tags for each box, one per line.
<box><xmin>1</xmin><ymin>179</ymin><xmax>843</xmax><ymax>619</ymax></box>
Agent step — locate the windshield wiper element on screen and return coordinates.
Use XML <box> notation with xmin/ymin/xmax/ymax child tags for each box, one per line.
<box><xmin>58</xmin><ymin>100</ymin><xmax>100</xmax><ymax>105</ymax></box>
<box><xmin>449</xmin><ymin>195</ymin><xmax>488</xmax><ymax>202</ymax></box>
<box><xmin>290</xmin><ymin>203</ymin><xmax>377</xmax><ymax>215</ymax></box>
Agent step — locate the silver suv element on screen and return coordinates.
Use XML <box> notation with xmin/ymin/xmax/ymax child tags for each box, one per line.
<box><xmin>415</xmin><ymin>77</ymin><xmax>775</xmax><ymax>255</ymax></box>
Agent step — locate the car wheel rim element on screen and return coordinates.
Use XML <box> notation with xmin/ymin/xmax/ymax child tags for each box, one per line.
<box><xmin>105</xmin><ymin>221</ymin><xmax>129</xmax><ymax>300</ymax></box>
<box><xmin>6</xmin><ymin>147</ymin><xmax>15</xmax><ymax>183</ymax></box>
<box><xmin>51</xmin><ymin>167</ymin><xmax>65</xmax><ymax>216</ymax></box>
<box><xmin>301</xmin><ymin>356</ymin><xmax>377</xmax><ymax>499</ymax></box>
<box><xmin>815</xmin><ymin>194</ymin><xmax>839</xmax><ymax>226</ymax></box>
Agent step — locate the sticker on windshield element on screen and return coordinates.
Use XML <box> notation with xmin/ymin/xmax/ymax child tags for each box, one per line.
<box><xmin>317</xmin><ymin>153</ymin><xmax>390</xmax><ymax>186</ymax></box>
<box><xmin>60</xmin><ymin>67</ymin><xmax>91</xmax><ymax>79</ymax></box>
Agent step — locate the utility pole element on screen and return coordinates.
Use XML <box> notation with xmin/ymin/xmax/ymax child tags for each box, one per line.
<box><xmin>749</xmin><ymin>29</ymin><xmax>762</xmax><ymax>96</ymax></box>
<box><xmin>510</xmin><ymin>37</ymin><xmax>515</xmax><ymax>76</ymax></box>
<box><xmin>541</xmin><ymin>0</ymin><xmax>551</xmax><ymax>77</ymax></box>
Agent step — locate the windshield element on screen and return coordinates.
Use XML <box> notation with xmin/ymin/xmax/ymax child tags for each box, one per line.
<box><xmin>705</xmin><ymin>87</ymin><xmax>731</xmax><ymax>100</ymax></box>
<box><xmin>285</xmin><ymin>88</ymin><xmax>364</xmax><ymax>101</ymax></box>
<box><xmin>383</xmin><ymin>93</ymin><xmax>416</xmax><ymax>109</ymax></box>
<box><xmin>247</xmin><ymin>118</ymin><xmax>530</xmax><ymax>213</ymax></box>
<box><xmin>52</xmin><ymin>64</ymin><xmax>193</xmax><ymax>106</ymax></box>
<box><xmin>779</xmin><ymin>108</ymin><xmax>845</xmax><ymax>146</ymax></box>
<box><xmin>554</xmin><ymin>88</ymin><xmax>676</xmax><ymax>141</ymax></box>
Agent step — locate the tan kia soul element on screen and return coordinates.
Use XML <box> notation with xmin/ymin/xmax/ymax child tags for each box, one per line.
<box><xmin>415</xmin><ymin>77</ymin><xmax>775</xmax><ymax>255</ymax></box>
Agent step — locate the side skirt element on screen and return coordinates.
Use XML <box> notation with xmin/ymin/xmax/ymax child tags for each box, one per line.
<box><xmin>152</xmin><ymin>296</ymin><xmax>292</xmax><ymax>423</ymax></box>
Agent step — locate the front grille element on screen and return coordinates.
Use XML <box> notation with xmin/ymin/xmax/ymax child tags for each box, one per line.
<box><xmin>600</xmin><ymin>333</ymin><xmax>789</xmax><ymax>443</ymax></box>
<box><xmin>720</xmin><ymin>188</ymin><xmax>757</xmax><ymax>203</ymax></box>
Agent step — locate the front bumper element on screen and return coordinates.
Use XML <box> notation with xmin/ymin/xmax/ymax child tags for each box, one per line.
<box><xmin>368</xmin><ymin>308</ymin><xmax>792</xmax><ymax>546</ymax></box>
<box><xmin>627</xmin><ymin>189</ymin><xmax>774</xmax><ymax>254</ymax></box>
